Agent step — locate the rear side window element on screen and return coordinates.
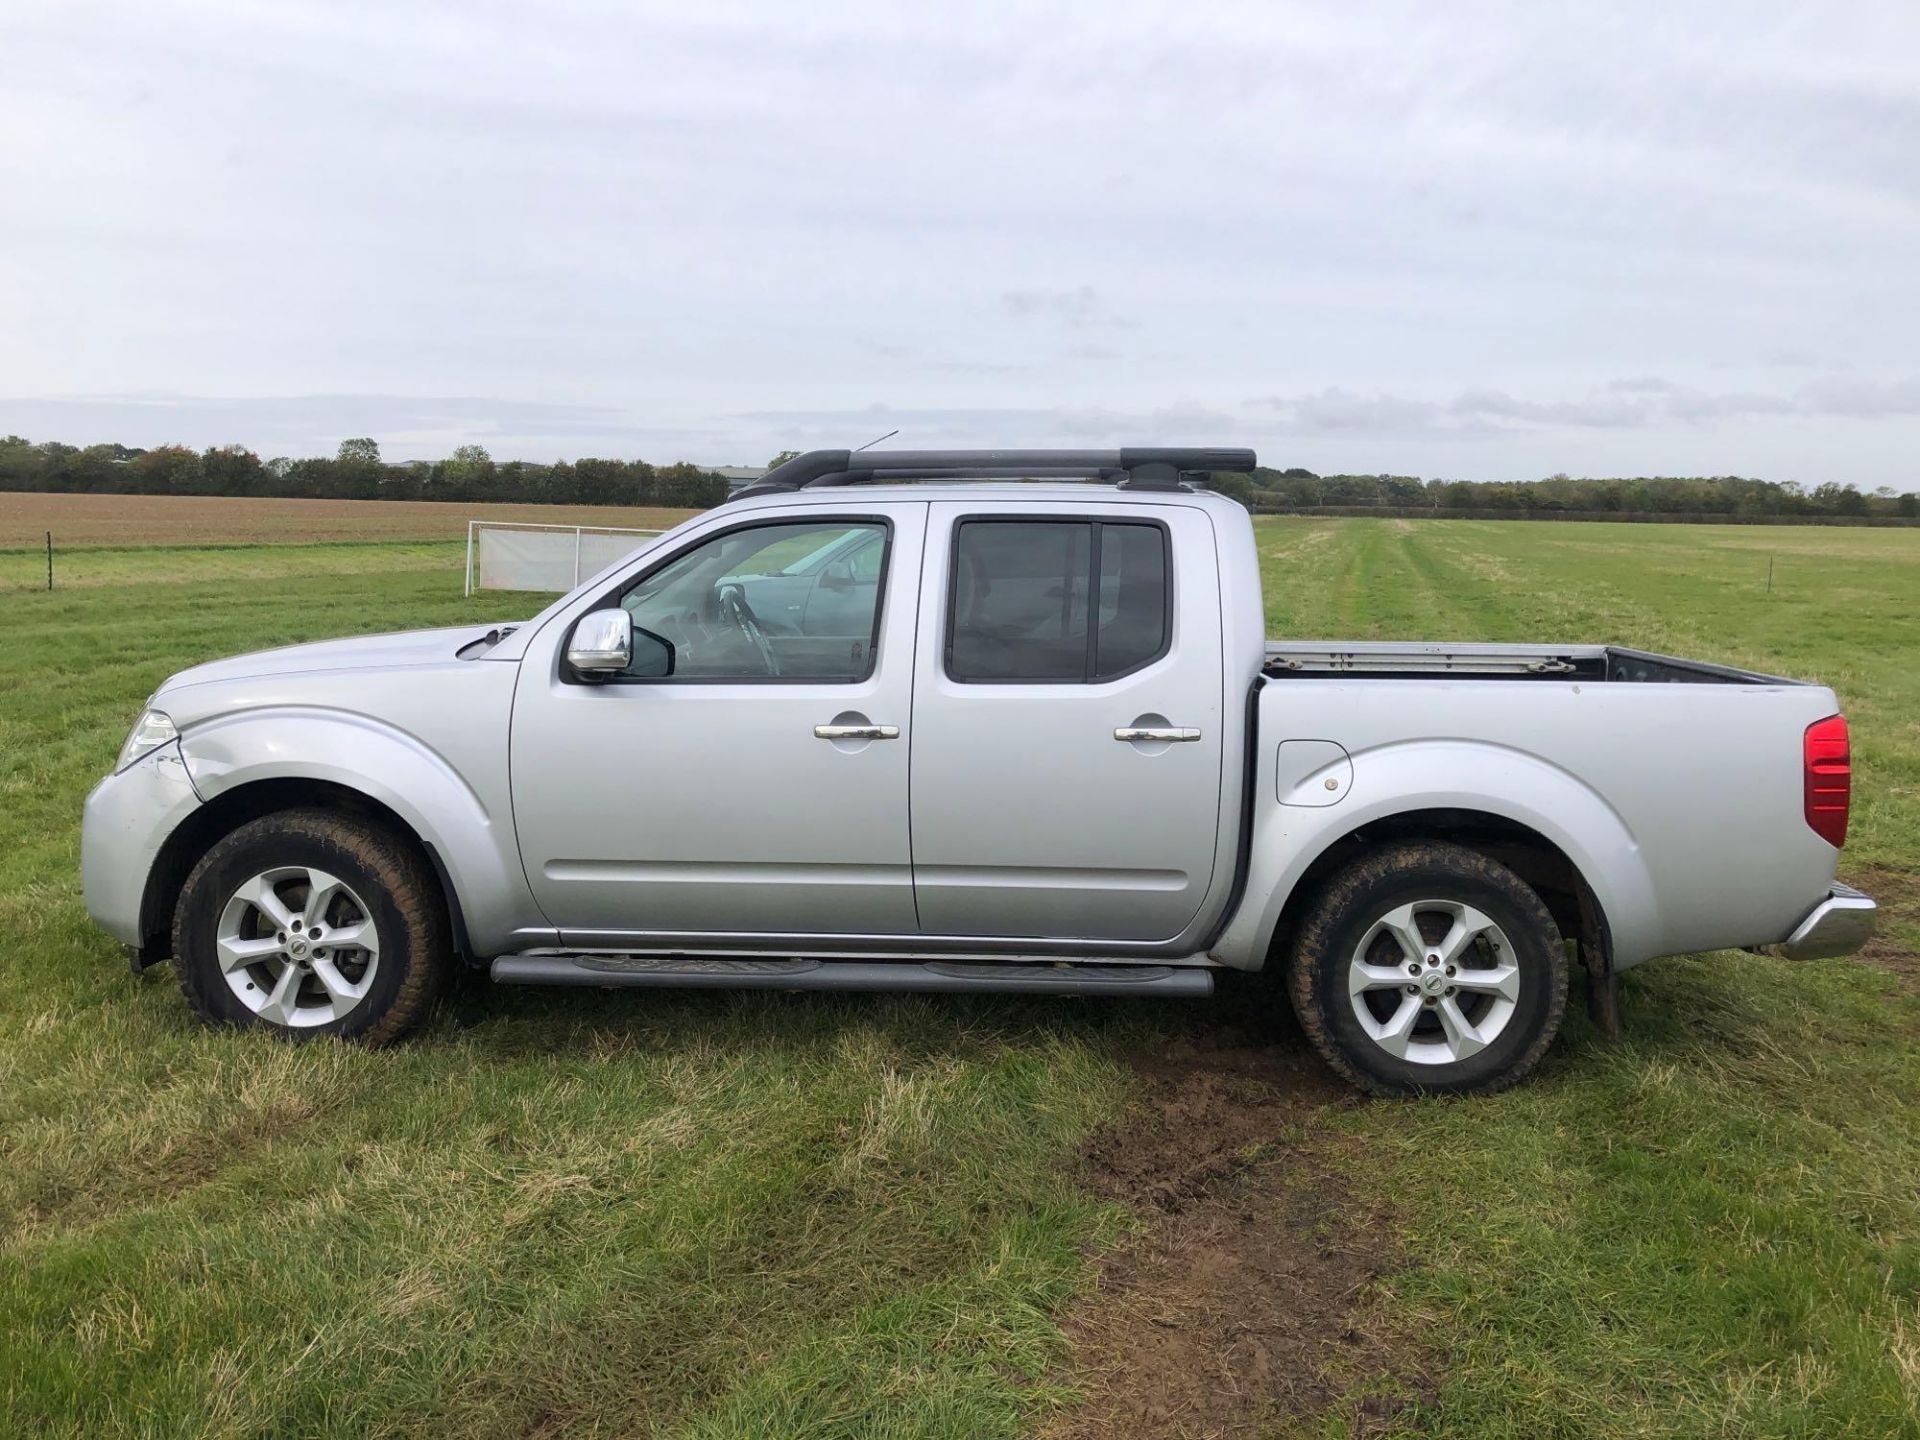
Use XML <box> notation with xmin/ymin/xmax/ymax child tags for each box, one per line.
<box><xmin>947</xmin><ymin>519</ymin><xmax>1170</xmax><ymax>683</ymax></box>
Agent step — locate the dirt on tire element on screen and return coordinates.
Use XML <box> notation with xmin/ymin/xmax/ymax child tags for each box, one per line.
<box><xmin>1288</xmin><ymin>840</ymin><xmax>1568</xmax><ymax>1098</ymax></box>
<box><xmin>171</xmin><ymin>808</ymin><xmax>452</xmax><ymax>1046</ymax></box>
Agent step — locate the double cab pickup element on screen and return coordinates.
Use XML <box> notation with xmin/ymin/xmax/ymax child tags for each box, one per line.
<box><xmin>82</xmin><ymin>447</ymin><xmax>1876</xmax><ymax>1093</ymax></box>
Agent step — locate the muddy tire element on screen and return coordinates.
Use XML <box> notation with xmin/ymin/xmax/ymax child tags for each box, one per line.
<box><xmin>172</xmin><ymin>809</ymin><xmax>451</xmax><ymax>1045</ymax></box>
<box><xmin>1287</xmin><ymin>841</ymin><xmax>1567</xmax><ymax>1097</ymax></box>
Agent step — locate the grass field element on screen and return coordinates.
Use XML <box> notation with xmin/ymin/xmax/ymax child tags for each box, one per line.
<box><xmin>1</xmin><ymin>513</ymin><xmax>1915</xmax><ymax>1438</ymax></box>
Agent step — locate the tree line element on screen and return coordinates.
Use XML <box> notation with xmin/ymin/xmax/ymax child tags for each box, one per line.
<box><xmin>1221</xmin><ymin>467</ymin><xmax>1918</xmax><ymax>519</ymax></box>
<box><xmin>2</xmin><ymin>433</ymin><xmax>1914</xmax><ymax>519</ymax></box>
<box><xmin>0</xmin><ymin>436</ymin><xmax>733</xmax><ymax>509</ymax></box>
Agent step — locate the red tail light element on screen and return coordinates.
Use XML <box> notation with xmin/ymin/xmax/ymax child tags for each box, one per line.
<box><xmin>1804</xmin><ymin>715</ymin><xmax>1850</xmax><ymax>848</ymax></box>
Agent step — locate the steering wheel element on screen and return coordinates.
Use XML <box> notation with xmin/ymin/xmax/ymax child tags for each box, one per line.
<box><xmin>716</xmin><ymin>583</ymin><xmax>780</xmax><ymax>676</ymax></box>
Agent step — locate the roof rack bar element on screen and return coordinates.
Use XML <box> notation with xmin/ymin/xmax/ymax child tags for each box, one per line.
<box><xmin>819</xmin><ymin>464</ymin><xmax>1128</xmax><ymax>483</ymax></box>
<box><xmin>728</xmin><ymin>446</ymin><xmax>1255</xmax><ymax>502</ymax></box>
<box><xmin>1117</xmin><ymin>447</ymin><xmax>1256</xmax><ymax>473</ymax></box>
<box><xmin>767</xmin><ymin>449</ymin><xmax>853</xmax><ymax>485</ymax></box>
<box><xmin>836</xmin><ymin>447</ymin><xmax>1253</xmax><ymax>474</ymax></box>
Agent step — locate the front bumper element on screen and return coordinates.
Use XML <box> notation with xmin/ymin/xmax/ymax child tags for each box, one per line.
<box><xmin>1764</xmin><ymin>883</ymin><xmax>1878</xmax><ymax>961</ymax></box>
<box><xmin>81</xmin><ymin>740</ymin><xmax>203</xmax><ymax>948</ymax></box>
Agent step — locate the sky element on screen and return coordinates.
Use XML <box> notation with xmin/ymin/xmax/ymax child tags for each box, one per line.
<box><xmin>2</xmin><ymin>0</ymin><xmax>1917</xmax><ymax>487</ymax></box>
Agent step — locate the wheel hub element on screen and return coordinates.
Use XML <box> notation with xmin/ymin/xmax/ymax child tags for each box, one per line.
<box><xmin>214</xmin><ymin>866</ymin><xmax>381</xmax><ymax>1028</ymax></box>
<box><xmin>1345</xmin><ymin>898</ymin><xmax>1524</xmax><ymax>1066</ymax></box>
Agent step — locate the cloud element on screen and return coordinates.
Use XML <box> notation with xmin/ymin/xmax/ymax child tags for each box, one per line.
<box><xmin>1450</xmin><ymin>388</ymin><xmax>1646</xmax><ymax>428</ymax></box>
<box><xmin>3</xmin><ymin>3</ymin><xmax>1920</xmax><ymax>482</ymax></box>
<box><xmin>1256</xmin><ymin>388</ymin><xmax>1439</xmax><ymax>432</ymax></box>
<box><xmin>1796</xmin><ymin>374</ymin><xmax>1920</xmax><ymax>418</ymax></box>
<box><xmin>1662</xmin><ymin>389</ymin><xmax>1798</xmax><ymax>421</ymax></box>
<box><xmin>734</xmin><ymin>400</ymin><xmax>1237</xmax><ymax>442</ymax></box>
<box><xmin>852</xmin><ymin>340</ymin><xmax>1032</xmax><ymax>375</ymax></box>
<box><xmin>1250</xmin><ymin>375</ymin><xmax>1920</xmax><ymax>439</ymax></box>
<box><xmin>999</xmin><ymin>286</ymin><xmax>1135</xmax><ymax>331</ymax></box>
<box><xmin>0</xmin><ymin>392</ymin><xmax>621</xmax><ymax>436</ymax></box>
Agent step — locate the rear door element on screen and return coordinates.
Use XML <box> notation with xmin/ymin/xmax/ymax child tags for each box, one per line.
<box><xmin>908</xmin><ymin>500</ymin><xmax>1226</xmax><ymax>942</ymax></box>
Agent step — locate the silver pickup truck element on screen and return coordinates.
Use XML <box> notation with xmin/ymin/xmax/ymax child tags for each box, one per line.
<box><xmin>81</xmin><ymin>448</ymin><xmax>1877</xmax><ymax>1094</ymax></box>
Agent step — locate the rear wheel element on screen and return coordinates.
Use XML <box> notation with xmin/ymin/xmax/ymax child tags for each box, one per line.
<box><xmin>172</xmin><ymin>809</ymin><xmax>450</xmax><ymax>1045</ymax></box>
<box><xmin>1288</xmin><ymin>841</ymin><xmax>1568</xmax><ymax>1096</ymax></box>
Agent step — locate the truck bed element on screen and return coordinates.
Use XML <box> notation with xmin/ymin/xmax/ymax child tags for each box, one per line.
<box><xmin>1231</xmin><ymin>650</ymin><xmax>1842</xmax><ymax>971</ymax></box>
<box><xmin>1263</xmin><ymin>641</ymin><xmax>1798</xmax><ymax>685</ymax></box>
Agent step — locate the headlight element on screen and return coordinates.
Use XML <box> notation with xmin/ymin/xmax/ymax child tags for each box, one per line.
<box><xmin>117</xmin><ymin>709</ymin><xmax>178</xmax><ymax>771</ymax></box>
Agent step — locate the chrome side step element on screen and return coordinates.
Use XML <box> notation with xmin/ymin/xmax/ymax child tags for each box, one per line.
<box><xmin>491</xmin><ymin>953</ymin><xmax>1215</xmax><ymax>998</ymax></box>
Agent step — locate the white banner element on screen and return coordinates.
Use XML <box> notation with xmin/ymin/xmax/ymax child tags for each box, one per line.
<box><xmin>466</xmin><ymin>523</ymin><xmax>663</xmax><ymax>594</ymax></box>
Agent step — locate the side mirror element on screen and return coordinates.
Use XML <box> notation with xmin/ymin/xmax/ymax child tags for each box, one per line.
<box><xmin>821</xmin><ymin>559</ymin><xmax>855</xmax><ymax>592</ymax></box>
<box><xmin>626</xmin><ymin>625</ymin><xmax>674</xmax><ymax>678</ymax></box>
<box><xmin>567</xmin><ymin>609</ymin><xmax>633</xmax><ymax>674</ymax></box>
<box><xmin>567</xmin><ymin>609</ymin><xmax>676</xmax><ymax>679</ymax></box>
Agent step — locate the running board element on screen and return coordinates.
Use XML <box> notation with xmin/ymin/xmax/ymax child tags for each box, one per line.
<box><xmin>491</xmin><ymin>954</ymin><xmax>1215</xmax><ymax>998</ymax></box>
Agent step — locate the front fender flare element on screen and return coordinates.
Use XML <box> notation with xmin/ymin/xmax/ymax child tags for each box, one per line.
<box><xmin>1210</xmin><ymin>739</ymin><xmax>1660</xmax><ymax>970</ymax></box>
<box><xmin>178</xmin><ymin>706</ymin><xmax>548</xmax><ymax>955</ymax></box>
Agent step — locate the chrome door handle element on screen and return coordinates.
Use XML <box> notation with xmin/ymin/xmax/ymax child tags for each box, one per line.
<box><xmin>1114</xmin><ymin>726</ymin><xmax>1201</xmax><ymax>743</ymax></box>
<box><xmin>815</xmin><ymin>723</ymin><xmax>900</xmax><ymax>740</ymax></box>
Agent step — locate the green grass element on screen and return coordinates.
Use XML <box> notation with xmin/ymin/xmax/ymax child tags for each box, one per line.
<box><xmin>2</xmin><ymin>521</ymin><xmax>1917</xmax><ymax>1437</ymax></box>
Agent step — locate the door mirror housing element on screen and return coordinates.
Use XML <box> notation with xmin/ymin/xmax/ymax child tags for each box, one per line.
<box><xmin>567</xmin><ymin>609</ymin><xmax>676</xmax><ymax>678</ymax></box>
<box><xmin>820</xmin><ymin>559</ymin><xmax>855</xmax><ymax>591</ymax></box>
<box><xmin>567</xmin><ymin>609</ymin><xmax>633</xmax><ymax>674</ymax></box>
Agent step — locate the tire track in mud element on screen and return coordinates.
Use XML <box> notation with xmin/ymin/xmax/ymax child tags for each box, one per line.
<box><xmin>1045</xmin><ymin>1014</ymin><xmax>1432</xmax><ymax>1438</ymax></box>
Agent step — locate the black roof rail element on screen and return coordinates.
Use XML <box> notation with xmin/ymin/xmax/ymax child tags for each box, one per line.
<box><xmin>727</xmin><ymin>446</ymin><xmax>1256</xmax><ymax>502</ymax></box>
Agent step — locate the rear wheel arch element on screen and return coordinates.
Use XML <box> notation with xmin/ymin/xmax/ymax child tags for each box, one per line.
<box><xmin>139</xmin><ymin>778</ymin><xmax>472</xmax><ymax>967</ymax></box>
<box><xmin>1262</xmin><ymin>806</ymin><xmax>1604</xmax><ymax>973</ymax></box>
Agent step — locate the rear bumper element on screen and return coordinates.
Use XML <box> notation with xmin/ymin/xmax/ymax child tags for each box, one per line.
<box><xmin>1763</xmin><ymin>883</ymin><xmax>1877</xmax><ymax>961</ymax></box>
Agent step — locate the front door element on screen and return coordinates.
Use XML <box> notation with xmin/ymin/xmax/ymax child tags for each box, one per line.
<box><xmin>510</xmin><ymin>503</ymin><xmax>926</xmax><ymax>943</ymax></box>
<box><xmin>908</xmin><ymin>500</ymin><xmax>1227</xmax><ymax>943</ymax></box>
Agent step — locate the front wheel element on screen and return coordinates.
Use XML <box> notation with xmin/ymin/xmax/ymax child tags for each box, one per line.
<box><xmin>1288</xmin><ymin>841</ymin><xmax>1568</xmax><ymax>1096</ymax></box>
<box><xmin>172</xmin><ymin>809</ymin><xmax>451</xmax><ymax>1045</ymax></box>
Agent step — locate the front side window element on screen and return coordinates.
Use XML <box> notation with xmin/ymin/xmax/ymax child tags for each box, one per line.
<box><xmin>614</xmin><ymin>520</ymin><xmax>889</xmax><ymax>680</ymax></box>
<box><xmin>947</xmin><ymin>519</ymin><xmax>1170</xmax><ymax>683</ymax></box>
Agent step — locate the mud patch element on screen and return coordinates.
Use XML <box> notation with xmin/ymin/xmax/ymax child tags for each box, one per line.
<box><xmin>1846</xmin><ymin>865</ymin><xmax>1920</xmax><ymax>995</ymax></box>
<box><xmin>1047</xmin><ymin>1014</ymin><xmax>1429</xmax><ymax>1438</ymax></box>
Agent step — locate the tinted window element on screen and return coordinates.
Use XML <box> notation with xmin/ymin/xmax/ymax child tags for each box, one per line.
<box><xmin>947</xmin><ymin>520</ymin><xmax>1169</xmax><ymax>683</ymax></box>
<box><xmin>615</xmin><ymin>520</ymin><xmax>888</xmax><ymax>681</ymax></box>
<box><xmin>1096</xmin><ymin>521</ymin><xmax>1169</xmax><ymax>675</ymax></box>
